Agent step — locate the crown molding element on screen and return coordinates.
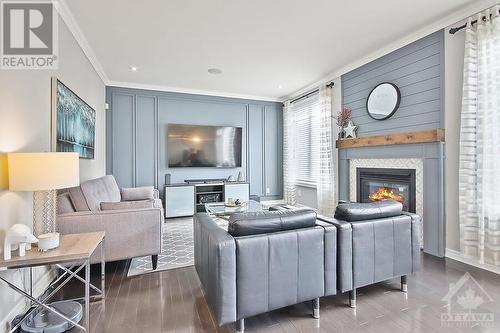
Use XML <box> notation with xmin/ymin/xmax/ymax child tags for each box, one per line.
<box><xmin>53</xmin><ymin>0</ymin><xmax>280</xmax><ymax>102</ymax></box>
<box><xmin>282</xmin><ymin>0</ymin><xmax>500</xmax><ymax>101</ymax></box>
<box><xmin>53</xmin><ymin>0</ymin><xmax>109</xmax><ymax>84</ymax></box>
<box><xmin>107</xmin><ymin>80</ymin><xmax>283</xmax><ymax>102</ymax></box>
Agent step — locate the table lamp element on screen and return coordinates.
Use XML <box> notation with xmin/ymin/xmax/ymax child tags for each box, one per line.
<box><xmin>8</xmin><ymin>152</ymin><xmax>79</xmax><ymax>236</ymax></box>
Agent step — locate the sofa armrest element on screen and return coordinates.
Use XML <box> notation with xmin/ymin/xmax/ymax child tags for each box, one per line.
<box><xmin>57</xmin><ymin>208</ymin><xmax>162</xmax><ymax>262</ymax></box>
<box><xmin>317</xmin><ymin>215</ymin><xmax>353</xmax><ymax>293</ymax></box>
<box><xmin>193</xmin><ymin>213</ymin><xmax>236</xmax><ymax>326</ymax></box>
<box><xmin>401</xmin><ymin>212</ymin><xmax>422</xmax><ymax>272</ymax></box>
<box><xmin>315</xmin><ymin>220</ymin><xmax>337</xmax><ymax>296</ymax></box>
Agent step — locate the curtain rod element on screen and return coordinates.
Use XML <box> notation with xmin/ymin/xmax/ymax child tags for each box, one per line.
<box><xmin>449</xmin><ymin>8</ymin><xmax>499</xmax><ymax>34</ymax></box>
<box><xmin>286</xmin><ymin>81</ymin><xmax>334</xmax><ymax>105</ymax></box>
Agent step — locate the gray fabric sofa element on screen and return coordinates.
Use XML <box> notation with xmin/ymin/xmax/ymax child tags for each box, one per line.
<box><xmin>319</xmin><ymin>200</ymin><xmax>421</xmax><ymax>307</ymax></box>
<box><xmin>56</xmin><ymin>175</ymin><xmax>163</xmax><ymax>268</ymax></box>
<box><xmin>194</xmin><ymin>209</ymin><xmax>337</xmax><ymax>332</ymax></box>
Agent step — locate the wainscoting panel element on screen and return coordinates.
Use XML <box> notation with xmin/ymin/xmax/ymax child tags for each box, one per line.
<box><xmin>106</xmin><ymin>87</ymin><xmax>283</xmax><ymax>199</ymax></box>
<box><xmin>111</xmin><ymin>93</ymin><xmax>134</xmax><ymax>188</ymax></box>
<box><xmin>248</xmin><ymin>104</ymin><xmax>264</xmax><ymax>196</ymax></box>
<box><xmin>264</xmin><ymin>104</ymin><xmax>283</xmax><ymax>196</ymax></box>
<box><xmin>342</xmin><ymin>30</ymin><xmax>444</xmax><ymax>136</ymax></box>
<box><xmin>135</xmin><ymin>96</ymin><xmax>157</xmax><ymax>187</ymax></box>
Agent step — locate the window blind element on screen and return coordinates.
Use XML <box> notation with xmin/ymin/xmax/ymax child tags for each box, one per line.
<box><xmin>293</xmin><ymin>94</ymin><xmax>319</xmax><ymax>187</ymax></box>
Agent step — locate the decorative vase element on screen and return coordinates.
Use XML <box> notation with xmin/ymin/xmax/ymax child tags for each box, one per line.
<box><xmin>338</xmin><ymin>128</ymin><xmax>345</xmax><ymax>140</ymax></box>
<box><xmin>237</xmin><ymin>171</ymin><xmax>245</xmax><ymax>182</ymax></box>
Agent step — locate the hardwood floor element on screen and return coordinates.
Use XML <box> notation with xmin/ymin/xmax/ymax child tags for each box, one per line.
<box><xmin>59</xmin><ymin>254</ymin><xmax>500</xmax><ymax>332</ymax></box>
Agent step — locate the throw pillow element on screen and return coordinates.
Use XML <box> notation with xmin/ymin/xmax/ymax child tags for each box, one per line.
<box><xmin>57</xmin><ymin>192</ymin><xmax>75</xmax><ymax>214</ymax></box>
<box><xmin>121</xmin><ymin>186</ymin><xmax>155</xmax><ymax>201</ymax></box>
<box><xmin>68</xmin><ymin>186</ymin><xmax>90</xmax><ymax>211</ymax></box>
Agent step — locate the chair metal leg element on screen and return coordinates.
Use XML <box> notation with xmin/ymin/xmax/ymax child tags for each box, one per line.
<box><xmin>152</xmin><ymin>254</ymin><xmax>158</xmax><ymax>270</ymax></box>
<box><xmin>236</xmin><ymin>318</ymin><xmax>245</xmax><ymax>333</ymax></box>
<box><xmin>312</xmin><ymin>298</ymin><xmax>320</xmax><ymax>319</ymax></box>
<box><xmin>349</xmin><ymin>288</ymin><xmax>356</xmax><ymax>308</ymax></box>
<box><xmin>401</xmin><ymin>275</ymin><xmax>408</xmax><ymax>292</ymax></box>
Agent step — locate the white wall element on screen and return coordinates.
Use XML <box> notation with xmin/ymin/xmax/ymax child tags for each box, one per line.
<box><xmin>295</xmin><ymin>77</ymin><xmax>341</xmax><ymax>208</ymax></box>
<box><xmin>0</xmin><ymin>13</ymin><xmax>105</xmax><ymax>330</ymax></box>
<box><xmin>443</xmin><ymin>20</ymin><xmax>466</xmax><ymax>252</ymax></box>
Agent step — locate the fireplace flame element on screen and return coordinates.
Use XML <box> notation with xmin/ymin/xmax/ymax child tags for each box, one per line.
<box><xmin>369</xmin><ymin>187</ymin><xmax>405</xmax><ymax>204</ymax></box>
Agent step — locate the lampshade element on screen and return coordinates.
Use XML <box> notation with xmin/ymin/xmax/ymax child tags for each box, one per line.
<box><xmin>8</xmin><ymin>152</ymin><xmax>79</xmax><ymax>191</ymax></box>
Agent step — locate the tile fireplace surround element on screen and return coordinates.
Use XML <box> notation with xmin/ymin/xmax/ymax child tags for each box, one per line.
<box><xmin>349</xmin><ymin>158</ymin><xmax>424</xmax><ymax>222</ymax></box>
<box><xmin>338</xmin><ymin>143</ymin><xmax>445</xmax><ymax>257</ymax></box>
<box><xmin>349</xmin><ymin>158</ymin><xmax>424</xmax><ymax>245</ymax></box>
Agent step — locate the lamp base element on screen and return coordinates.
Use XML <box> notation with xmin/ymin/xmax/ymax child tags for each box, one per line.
<box><xmin>33</xmin><ymin>190</ymin><xmax>57</xmax><ymax>237</ymax></box>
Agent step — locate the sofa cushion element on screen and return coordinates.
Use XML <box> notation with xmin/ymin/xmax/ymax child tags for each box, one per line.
<box><xmin>228</xmin><ymin>208</ymin><xmax>317</xmax><ymax>237</ymax></box>
<box><xmin>334</xmin><ymin>200</ymin><xmax>402</xmax><ymax>222</ymax></box>
<box><xmin>80</xmin><ymin>175</ymin><xmax>121</xmax><ymax>211</ymax></box>
<box><xmin>57</xmin><ymin>192</ymin><xmax>75</xmax><ymax>214</ymax></box>
<box><xmin>121</xmin><ymin>186</ymin><xmax>154</xmax><ymax>201</ymax></box>
<box><xmin>100</xmin><ymin>200</ymin><xmax>154</xmax><ymax>211</ymax></box>
<box><xmin>68</xmin><ymin>186</ymin><xmax>90</xmax><ymax>211</ymax></box>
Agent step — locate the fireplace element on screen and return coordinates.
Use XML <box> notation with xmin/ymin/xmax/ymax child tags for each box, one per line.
<box><xmin>356</xmin><ymin>168</ymin><xmax>416</xmax><ymax>213</ymax></box>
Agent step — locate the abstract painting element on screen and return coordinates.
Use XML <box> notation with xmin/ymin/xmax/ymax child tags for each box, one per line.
<box><xmin>51</xmin><ymin>78</ymin><xmax>95</xmax><ymax>159</ymax></box>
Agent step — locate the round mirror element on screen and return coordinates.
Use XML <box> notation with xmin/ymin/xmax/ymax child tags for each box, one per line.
<box><xmin>366</xmin><ymin>82</ymin><xmax>401</xmax><ymax>120</ymax></box>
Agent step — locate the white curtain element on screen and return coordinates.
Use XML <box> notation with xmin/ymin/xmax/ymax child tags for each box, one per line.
<box><xmin>283</xmin><ymin>101</ymin><xmax>297</xmax><ymax>205</ymax></box>
<box><xmin>315</xmin><ymin>86</ymin><xmax>336</xmax><ymax>216</ymax></box>
<box><xmin>459</xmin><ymin>7</ymin><xmax>500</xmax><ymax>266</ymax></box>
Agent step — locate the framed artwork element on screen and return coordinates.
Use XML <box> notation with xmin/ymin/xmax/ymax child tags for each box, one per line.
<box><xmin>51</xmin><ymin>78</ymin><xmax>95</xmax><ymax>159</ymax></box>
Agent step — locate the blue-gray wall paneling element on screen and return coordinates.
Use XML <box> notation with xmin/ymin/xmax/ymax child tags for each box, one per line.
<box><xmin>106</xmin><ymin>87</ymin><xmax>283</xmax><ymax>199</ymax></box>
<box><xmin>342</xmin><ymin>30</ymin><xmax>444</xmax><ymax>136</ymax></box>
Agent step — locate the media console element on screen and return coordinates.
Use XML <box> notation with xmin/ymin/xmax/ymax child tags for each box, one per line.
<box><xmin>164</xmin><ymin>181</ymin><xmax>250</xmax><ymax>218</ymax></box>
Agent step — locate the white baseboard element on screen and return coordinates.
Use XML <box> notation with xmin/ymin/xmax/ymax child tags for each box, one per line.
<box><xmin>0</xmin><ymin>267</ymin><xmax>57</xmax><ymax>332</ymax></box>
<box><xmin>445</xmin><ymin>248</ymin><xmax>500</xmax><ymax>275</ymax></box>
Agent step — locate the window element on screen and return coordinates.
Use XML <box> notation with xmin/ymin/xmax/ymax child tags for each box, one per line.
<box><xmin>293</xmin><ymin>95</ymin><xmax>319</xmax><ymax>187</ymax></box>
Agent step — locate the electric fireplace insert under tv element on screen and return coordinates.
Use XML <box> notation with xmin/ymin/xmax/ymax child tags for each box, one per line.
<box><xmin>356</xmin><ymin>167</ymin><xmax>416</xmax><ymax>213</ymax></box>
<box><xmin>167</xmin><ymin>124</ymin><xmax>242</xmax><ymax>168</ymax></box>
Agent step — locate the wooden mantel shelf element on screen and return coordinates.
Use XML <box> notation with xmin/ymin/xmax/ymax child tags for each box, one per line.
<box><xmin>336</xmin><ymin>129</ymin><xmax>445</xmax><ymax>149</ymax></box>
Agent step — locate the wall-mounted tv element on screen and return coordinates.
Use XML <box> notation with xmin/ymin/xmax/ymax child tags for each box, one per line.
<box><xmin>168</xmin><ymin>124</ymin><xmax>242</xmax><ymax>168</ymax></box>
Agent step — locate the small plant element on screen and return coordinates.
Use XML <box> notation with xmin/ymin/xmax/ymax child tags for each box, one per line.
<box><xmin>336</xmin><ymin>106</ymin><xmax>352</xmax><ymax>128</ymax></box>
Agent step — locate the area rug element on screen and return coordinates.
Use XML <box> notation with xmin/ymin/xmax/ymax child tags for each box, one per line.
<box><xmin>127</xmin><ymin>217</ymin><xmax>194</xmax><ymax>277</ymax></box>
<box><xmin>127</xmin><ymin>216</ymin><xmax>228</xmax><ymax>277</ymax></box>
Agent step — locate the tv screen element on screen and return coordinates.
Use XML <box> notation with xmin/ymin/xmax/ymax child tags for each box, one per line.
<box><xmin>168</xmin><ymin>124</ymin><xmax>242</xmax><ymax>167</ymax></box>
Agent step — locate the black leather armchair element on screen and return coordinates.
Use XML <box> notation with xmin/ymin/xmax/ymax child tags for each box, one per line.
<box><xmin>194</xmin><ymin>208</ymin><xmax>337</xmax><ymax>332</ymax></box>
<box><xmin>319</xmin><ymin>200</ymin><xmax>421</xmax><ymax>307</ymax></box>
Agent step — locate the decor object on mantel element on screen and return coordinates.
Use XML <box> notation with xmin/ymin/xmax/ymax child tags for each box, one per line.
<box><xmin>227</xmin><ymin>175</ymin><xmax>236</xmax><ymax>182</ymax></box>
<box><xmin>3</xmin><ymin>224</ymin><xmax>38</xmax><ymax>260</ymax></box>
<box><xmin>366</xmin><ymin>82</ymin><xmax>401</xmax><ymax>120</ymax></box>
<box><xmin>343</xmin><ymin>120</ymin><xmax>358</xmax><ymax>138</ymax></box>
<box><xmin>336</xmin><ymin>129</ymin><xmax>445</xmax><ymax>148</ymax></box>
<box><xmin>335</xmin><ymin>106</ymin><xmax>351</xmax><ymax>139</ymax></box>
<box><xmin>52</xmin><ymin>78</ymin><xmax>96</xmax><ymax>159</ymax></box>
<box><xmin>8</xmin><ymin>152</ymin><xmax>80</xmax><ymax>237</ymax></box>
<box><xmin>237</xmin><ymin>171</ymin><xmax>245</xmax><ymax>182</ymax></box>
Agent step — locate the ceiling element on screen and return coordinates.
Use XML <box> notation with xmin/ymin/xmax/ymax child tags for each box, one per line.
<box><xmin>65</xmin><ymin>0</ymin><xmax>481</xmax><ymax>100</ymax></box>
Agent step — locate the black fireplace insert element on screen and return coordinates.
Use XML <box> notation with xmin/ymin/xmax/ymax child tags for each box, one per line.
<box><xmin>356</xmin><ymin>168</ymin><xmax>416</xmax><ymax>213</ymax></box>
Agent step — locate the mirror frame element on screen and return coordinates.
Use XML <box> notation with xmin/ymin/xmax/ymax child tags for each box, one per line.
<box><xmin>366</xmin><ymin>82</ymin><xmax>401</xmax><ymax>121</ymax></box>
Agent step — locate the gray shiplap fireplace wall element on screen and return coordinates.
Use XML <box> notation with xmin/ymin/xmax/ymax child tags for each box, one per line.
<box><xmin>105</xmin><ymin>87</ymin><xmax>283</xmax><ymax>199</ymax></box>
<box><xmin>340</xmin><ymin>30</ymin><xmax>445</xmax><ymax>257</ymax></box>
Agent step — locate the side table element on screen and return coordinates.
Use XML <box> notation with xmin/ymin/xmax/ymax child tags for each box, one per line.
<box><xmin>0</xmin><ymin>232</ymin><xmax>105</xmax><ymax>332</ymax></box>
